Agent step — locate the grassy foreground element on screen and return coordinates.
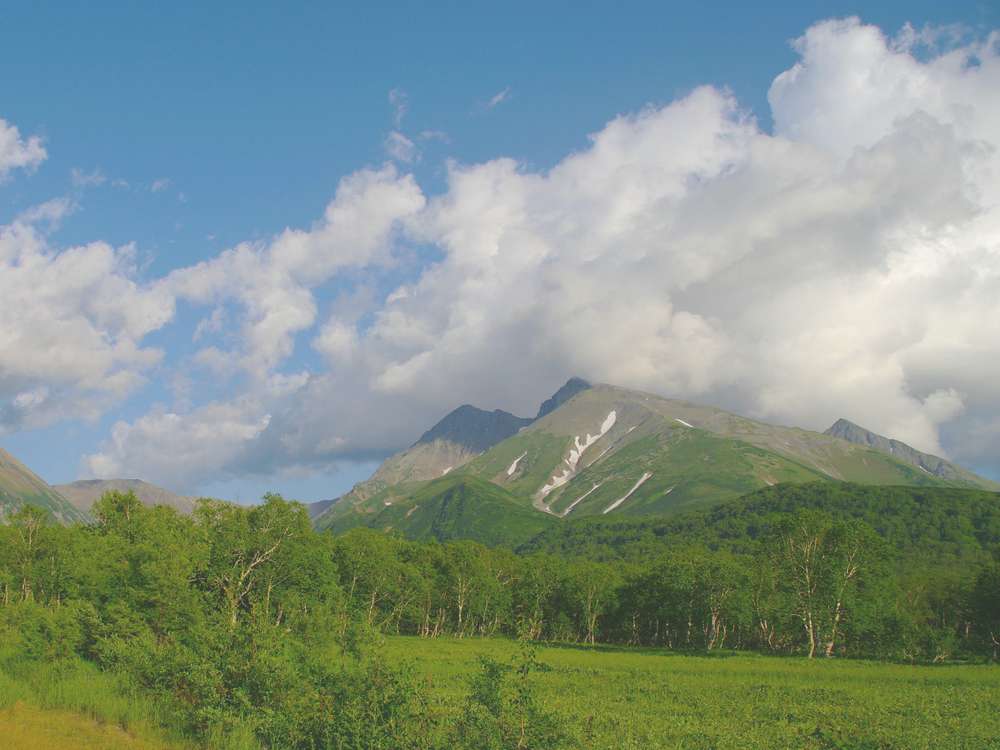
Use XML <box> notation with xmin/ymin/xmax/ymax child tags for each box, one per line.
<box><xmin>0</xmin><ymin>702</ymin><xmax>177</xmax><ymax>750</ymax></box>
<box><xmin>383</xmin><ymin>636</ymin><xmax>1000</xmax><ymax>750</ymax></box>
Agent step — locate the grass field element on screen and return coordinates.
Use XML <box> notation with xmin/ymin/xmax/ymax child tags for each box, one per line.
<box><xmin>383</xmin><ymin>636</ymin><xmax>1000</xmax><ymax>750</ymax></box>
<box><xmin>0</xmin><ymin>702</ymin><xmax>178</xmax><ymax>750</ymax></box>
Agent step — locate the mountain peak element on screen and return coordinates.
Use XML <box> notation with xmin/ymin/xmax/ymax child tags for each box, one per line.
<box><xmin>824</xmin><ymin>418</ymin><xmax>981</xmax><ymax>483</ymax></box>
<box><xmin>536</xmin><ymin>377</ymin><xmax>591</xmax><ymax>419</ymax></box>
<box><xmin>415</xmin><ymin>404</ymin><xmax>532</xmax><ymax>453</ymax></box>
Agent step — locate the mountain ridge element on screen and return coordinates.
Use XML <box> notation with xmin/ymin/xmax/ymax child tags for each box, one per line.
<box><xmin>317</xmin><ymin>380</ymin><xmax>998</xmax><ymax>538</ymax></box>
<box><xmin>0</xmin><ymin>447</ymin><xmax>89</xmax><ymax>524</ymax></box>
<box><xmin>53</xmin><ymin>478</ymin><xmax>198</xmax><ymax>515</ymax></box>
<box><xmin>823</xmin><ymin>418</ymin><xmax>995</xmax><ymax>487</ymax></box>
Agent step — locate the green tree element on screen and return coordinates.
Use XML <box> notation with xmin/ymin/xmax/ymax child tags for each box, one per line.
<box><xmin>764</xmin><ymin>510</ymin><xmax>884</xmax><ymax>657</ymax></box>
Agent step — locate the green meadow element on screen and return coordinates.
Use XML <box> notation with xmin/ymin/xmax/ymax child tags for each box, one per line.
<box><xmin>384</xmin><ymin>636</ymin><xmax>1000</xmax><ymax>750</ymax></box>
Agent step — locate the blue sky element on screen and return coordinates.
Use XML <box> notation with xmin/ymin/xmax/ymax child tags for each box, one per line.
<box><xmin>2</xmin><ymin>1</ymin><xmax>1000</xmax><ymax>502</ymax></box>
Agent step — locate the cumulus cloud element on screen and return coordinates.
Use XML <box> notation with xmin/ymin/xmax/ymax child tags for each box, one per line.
<box><xmin>85</xmin><ymin>400</ymin><xmax>273</xmax><ymax>490</ymax></box>
<box><xmin>65</xmin><ymin>18</ymin><xmax>1000</xmax><ymax>485</ymax></box>
<box><xmin>164</xmin><ymin>165</ymin><xmax>425</xmax><ymax>377</ymax></box>
<box><xmin>0</xmin><ymin>217</ymin><xmax>174</xmax><ymax>432</ymax></box>
<box><xmin>0</xmin><ymin>117</ymin><xmax>46</xmax><ymax>179</ymax></box>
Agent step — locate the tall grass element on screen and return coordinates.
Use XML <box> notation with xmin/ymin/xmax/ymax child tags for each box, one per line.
<box><xmin>0</xmin><ymin>647</ymin><xmax>261</xmax><ymax>750</ymax></box>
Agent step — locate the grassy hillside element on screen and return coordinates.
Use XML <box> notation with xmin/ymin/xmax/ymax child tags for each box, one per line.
<box><xmin>318</xmin><ymin>382</ymin><xmax>997</xmax><ymax>536</ymax></box>
<box><xmin>463</xmin><ymin>384</ymin><xmax>994</xmax><ymax>519</ymax></box>
<box><xmin>0</xmin><ymin>448</ymin><xmax>89</xmax><ymax>525</ymax></box>
<box><xmin>324</xmin><ymin>474</ymin><xmax>556</xmax><ymax>546</ymax></box>
<box><xmin>521</xmin><ymin>482</ymin><xmax>1000</xmax><ymax>562</ymax></box>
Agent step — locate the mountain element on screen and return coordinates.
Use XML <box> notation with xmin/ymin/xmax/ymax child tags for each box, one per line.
<box><xmin>316</xmin><ymin>380</ymin><xmax>998</xmax><ymax>538</ymax></box>
<box><xmin>315</xmin><ymin>401</ymin><xmax>534</xmax><ymax>529</ymax></box>
<box><xmin>823</xmin><ymin>418</ymin><xmax>995</xmax><ymax>487</ymax></box>
<box><xmin>53</xmin><ymin>479</ymin><xmax>197</xmax><ymax>515</ymax></box>
<box><xmin>329</xmin><ymin>474</ymin><xmax>556</xmax><ymax>547</ymax></box>
<box><xmin>416</xmin><ymin>404</ymin><xmax>533</xmax><ymax>453</ymax></box>
<box><xmin>304</xmin><ymin>498</ymin><xmax>338</xmax><ymax>520</ymax></box>
<box><xmin>459</xmin><ymin>383</ymin><xmax>999</xmax><ymax>518</ymax></box>
<box><xmin>535</xmin><ymin>377</ymin><xmax>591</xmax><ymax>419</ymax></box>
<box><xmin>0</xmin><ymin>447</ymin><xmax>89</xmax><ymax>524</ymax></box>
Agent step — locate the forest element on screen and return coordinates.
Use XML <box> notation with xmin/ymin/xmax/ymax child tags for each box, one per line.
<box><xmin>1</xmin><ymin>485</ymin><xmax>999</xmax><ymax>748</ymax></box>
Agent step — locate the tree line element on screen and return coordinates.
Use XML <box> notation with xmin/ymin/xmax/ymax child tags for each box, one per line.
<box><xmin>0</xmin><ymin>493</ymin><xmax>570</xmax><ymax>748</ymax></box>
<box><xmin>3</xmin><ymin>490</ymin><xmax>997</xmax><ymax>666</ymax></box>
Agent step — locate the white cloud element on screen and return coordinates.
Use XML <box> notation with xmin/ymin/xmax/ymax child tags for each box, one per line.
<box><xmin>52</xmin><ymin>18</ymin><xmax>1000</xmax><ymax>485</ymax></box>
<box><xmin>84</xmin><ymin>400</ymin><xmax>273</xmax><ymax>490</ymax></box>
<box><xmin>0</xmin><ymin>219</ymin><xmax>174</xmax><ymax>431</ymax></box>
<box><xmin>70</xmin><ymin>167</ymin><xmax>106</xmax><ymax>188</ymax></box>
<box><xmin>485</xmin><ymin>86</ymin><xmax>511</xmax><ymax>109</ymax></box>
<box><xmin>16</xmin><ymin>198</ymin><xmax>75</xmax><ymax>228</ymax></box>
<box><xmin>419</xmin><ymin>130</ymin><xmax>450</xmax><ymax>143</ymax></box>
<box><xmin>384</xmin><ymin>131</ymin><xmax>418</xmax><ymax>163</ymax></box>
<box><xmin>151</xmin><ymin>177</ymin><xmax>171</xmax><ymax>192</ymax></box>
<box><xmin>0</xmin><ymin>117</ymin><xmax>46</xmax><ymax>180</ymax></box>
<box><xmin>388</xmin><ymin>88</ymin><xmax>408</xmax><ymax>127</ymax></box>
<box><xmin>165</xmin><ymin>165</ymin><xmax>425</xmax><ymax>377</ymax></box>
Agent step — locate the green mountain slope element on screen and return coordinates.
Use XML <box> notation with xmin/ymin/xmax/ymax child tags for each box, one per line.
<box><xmin>463</xmin><ymin>383</ymin><xmax>993</xmax><ymax>518</ymax></box>
<box><xmin>318</xmin><ymin>380</ymin><xmax>997</xmax><ymax>538</ymax></box>
<box><xmin>520</xmin><ymin>482</ymin><xmax>1000</xmax><ymax>563</ymax></box>
<box><xmin>324</xmin><ymin>475</ymin><xmax>555</xmax><ymax>547</ymax></box>
<box><xmin>315</xmin><ymin>403</ymin><xmax>535</xmax><ymax>530</ymax></box>
<box><xmin>0</xmin><ymin>447</ymin><xmax>89</xmax><ymax>524</ymax></box>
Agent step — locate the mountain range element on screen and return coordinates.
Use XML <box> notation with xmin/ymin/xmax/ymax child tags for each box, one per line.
<box><xmin>2</xmin><ymin>377</ymin><xmax>997</xmax><ymax>538</ymax></box>
<box><xmin>315</xmin><ymin>378</ymin><xmax>999</xmax><ymax>543</ymax></box>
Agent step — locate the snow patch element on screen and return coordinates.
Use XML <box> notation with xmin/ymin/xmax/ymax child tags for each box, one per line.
<box><xmin>507</xmin><ymin>452</ymin><xmax>527</xmax><ymax>476</ymax></box>
<box><xmin>562</xmin><ymin>483</ymin><xmax>602</xmax><ymax>517</ymax></box>
<box><xmin>539</xmin><ymin>411</ymin><xmax>617</xmax><ymax>497</ymax></box>
<box><xmin>383</xmin><ymin>501</ymin><xmax>393</xmax><ymax>506</ymax></box>
<box><xmin>602</xmin><ymin>472</ymin><xmax>652</xmax><ymax>514</ymax></box>
<box><xmin>674</xmin><ymin>418</ymin><xmax>694</xmax><ymax>428</ymax></box>
<box><xmin>441</xmin><ymin>466</ymin><xmax>453</xmax><ymax>476</ymax></box>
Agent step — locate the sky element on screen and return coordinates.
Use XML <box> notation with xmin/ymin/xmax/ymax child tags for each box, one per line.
<box><xmin>2</xmin><ymin>1</ymin><xmax>1000</xmax><ymax>503</ymax></box>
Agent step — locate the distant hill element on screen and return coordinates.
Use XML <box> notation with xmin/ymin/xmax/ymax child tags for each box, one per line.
<box><xmin>824</xmin><ymin>418</ymin><xmax>995</xmax><ymax>486</ymax></box>
<box><xmin>53</xmin><ymin>479</ymin><xmax>197</xmax><ymax>515</ymax></box>
<box><xmin>304</xmin><ymin>498</ymin><xmax>338</xmax><ymax>520</ymax></box>
<box><xmin>0</xmin><ymin>447</ymin><xmax>89</xmax><ymax>524</ymax></box>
